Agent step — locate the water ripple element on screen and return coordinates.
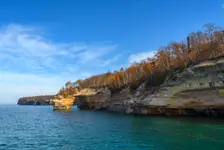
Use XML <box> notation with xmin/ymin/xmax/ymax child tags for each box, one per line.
<box><xmin>0</xmin><ymin>105</ymin><xmax>224</xmax><ymax>150</ymax></box>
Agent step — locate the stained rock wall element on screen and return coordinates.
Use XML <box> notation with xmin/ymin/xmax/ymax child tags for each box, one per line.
<box><xmin>75</xmin><ymin>57</ymin><xmax>224</xmax><ymax>117</ymax></box>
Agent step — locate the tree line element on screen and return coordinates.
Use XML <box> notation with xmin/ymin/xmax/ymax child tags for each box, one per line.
<box><xmin>58</xmin><ymin>23</ymin><xmax>224</xmax><ymax>97</ymax></box>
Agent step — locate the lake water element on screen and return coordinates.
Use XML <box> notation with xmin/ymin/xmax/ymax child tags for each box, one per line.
<box><xmin>0</xmin><ymin>105</ymin><xmax>224</xmax><ymax>150</ymax></box>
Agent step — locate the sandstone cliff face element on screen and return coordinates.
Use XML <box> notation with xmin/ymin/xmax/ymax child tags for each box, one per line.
<box><xmin>17</xmin><ymin>95</ymin><xmax>55</xmax><ymax>105</ymax></box>
<box><xmin>51</xmin><ymin>96</ymin><xmax>74</xmax><ymax>110</ymax></box>
<box><xmin>75</xmin><ymin>57</ymin><xmax>224</xmax><ymax>117</ymax></box>
<box><xmin>50</xmin><ymin>88</ymin><xmax>96</xmax><ymax>110</ymax></box>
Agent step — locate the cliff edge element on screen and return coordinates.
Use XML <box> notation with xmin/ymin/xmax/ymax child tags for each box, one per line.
<box><xmin>75</xmin><ymin>57</ymin><xmax>224</xmax><ymax>117</ymax></box>
<box><xmin>17</xmin><ymin>95</ymin><xmax>55</xmax><ymax>105</ymax></box>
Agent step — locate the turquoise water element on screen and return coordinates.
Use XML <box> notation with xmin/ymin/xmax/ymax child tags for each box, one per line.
<box><xmin>0</xmin><ymin>105</ymin><xmax>224</xmax><ymax>150</ymax></box>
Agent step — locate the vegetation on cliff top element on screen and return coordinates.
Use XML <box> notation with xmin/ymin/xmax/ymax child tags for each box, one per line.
<box><xmin>17</xmin><ymin>95</ymin><xmax>55</xmax><ymax>105</ymax></box>
<box><xmin>58</xmin><ymin>23</ymin><xmax>224</xmax><ymax>97</ymax></box>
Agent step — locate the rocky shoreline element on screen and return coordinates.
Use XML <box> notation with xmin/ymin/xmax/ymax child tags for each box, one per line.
<box><xmin>74</xmin><ymin>57</ymin><xmax>224</xmax><ymax>117</ymax></box>
<box><xmin>16</xmin><ymin>57</ymin><xmax>224</xmax><ymax>117</ymax></box>
<box><xmin>17</xmin><ymin>95</ymin><xmax>55</xmax><ymax>105</ymax></box>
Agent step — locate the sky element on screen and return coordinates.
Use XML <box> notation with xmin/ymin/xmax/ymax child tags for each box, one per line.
<box><xmin>0</xmin><ymin>0</ymin><xmax>223</xmax><ymax>104</ymax></box>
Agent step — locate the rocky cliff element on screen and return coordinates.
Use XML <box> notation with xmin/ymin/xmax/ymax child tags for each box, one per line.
<box><xmin>51</xmin><ymin>96</ymin><xmax>74</xmax><ymax>110</ymax></box>
<box><xmin>75</xmin><ymin>57</ymin><xmax>224</xmax><ymax>117</ymax></box>
<box><xmin>17</xmin><ymin>95</ymin><xmax>55</xmax><ymax>105</ymax></box>
<box><xmin>49</xmin><ymin>88</ymin><xmax>96</xmax><ymax>110</ymax></box>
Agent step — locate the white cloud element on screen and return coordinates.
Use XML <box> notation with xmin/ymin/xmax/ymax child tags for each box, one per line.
<box><xmin>73</xmin><ymin>45</ymin><xmax>117</xmax><ymax>63</ymax></box>
<box><xmin>0</xmin><ymin>24</ymin><xmax>118</xmax><ymax>71</ymax></box>
<box><xmin>0</xmin><ymin>24</ymin><xmax>119</xmax><ymax>104</ymax></box>
<box><xmin>0</xmin><ymin>24</ymin><xmax>71</xmax><ymax>73</ymax></box>
<box><xmin>0</xmin><ymin>24</ymin><xmax>64</xmax><ymax>58</ymax></box>
<box><xmin>100</xmin><ymin>54</ymin><xmax>121</xmax><ymax>67</ymax></box>
<box><xmin>128</xmin><ymin>51</ymin><xmax>157</xmax><ymax>64</ymax></box>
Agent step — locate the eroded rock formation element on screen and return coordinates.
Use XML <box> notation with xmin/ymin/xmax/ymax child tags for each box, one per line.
<box><xmin>51</xmin><ymin>96</ymin><xmax>74</xmax><ymax>110</ymax></box>
<box><xmin>75</xmin><ymin>57</ymin><xmax>224</xmax><ymax>117</ymax></box>
<box><xmin>50</xmin><ymin>88</ymin><xmax>97</xmax><ymax>110</ymax></box>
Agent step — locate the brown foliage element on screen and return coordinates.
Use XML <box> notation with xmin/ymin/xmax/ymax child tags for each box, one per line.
<box><xmin>59</xmin><ymin>23</ymin><xmax>224</xmax><ymax>96</ymax></box>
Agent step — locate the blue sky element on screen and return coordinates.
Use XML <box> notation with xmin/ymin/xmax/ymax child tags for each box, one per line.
<box><xmin>0</xmin><ymin>0</ymin><xmax>223</xmax><ymax>104</ymax></box>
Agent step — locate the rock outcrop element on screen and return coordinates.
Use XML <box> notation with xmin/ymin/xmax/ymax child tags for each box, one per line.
<box><xmin>51</xmin><ymin>96</ymin><xmax>74</xmax><ymax>110</ymax></box>
<box><xmin>75</xmin><ymin>57</ymin><xmax>224</xmax><ymax>117</ymax></box>
<box><xmin>17</xmin><ymin>95</ymin><xmax>55</xmax><ymax>105</ymax></box>
<box><xmin>50</xmin><ymin>88</ymin><xmax>97</xmax><ymax>110</ymax></box>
